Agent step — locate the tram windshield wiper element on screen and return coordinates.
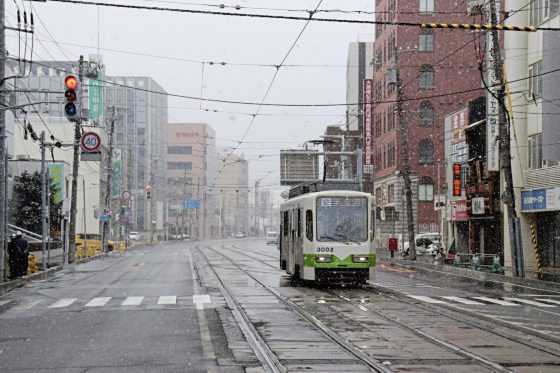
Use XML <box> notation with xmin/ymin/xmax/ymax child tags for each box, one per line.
<box><xmin>334</xmin><ymin>233</ymin><xmax>361</xmax><ymax>245</ymax></box>
<box><xmin>320</xmin><ymin>234</ymin><xmax>350</xmax><ymax>245</ymax></box>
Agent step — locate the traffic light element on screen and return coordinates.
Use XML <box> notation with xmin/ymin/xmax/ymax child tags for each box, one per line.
<box><xmin>64</xmin><ymin>75</ymin><xmax>80</xmax><ymax>121</ymax></box>
<box><xmin>146</xmin><ymin>185</ymin><xmax>152</xmax><ymax>199</ymax></box>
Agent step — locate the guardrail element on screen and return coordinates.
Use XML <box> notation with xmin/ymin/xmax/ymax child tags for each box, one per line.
<box><xmin>445</xmin><ymin>252</ymin><xmax>503</xmax><ymax>274</ymax></box>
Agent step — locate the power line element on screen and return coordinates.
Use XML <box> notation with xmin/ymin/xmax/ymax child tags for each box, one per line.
<box><xmin>30</xmin><ymin>0</ymin><xmax>560</xmax><ymax>30</ymax></box>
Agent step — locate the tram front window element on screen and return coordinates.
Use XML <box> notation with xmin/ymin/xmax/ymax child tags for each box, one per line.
<box><xmin>316</xmin><ymin>196</ymin><xmax>368</xmax><ymax>242</ymax></box>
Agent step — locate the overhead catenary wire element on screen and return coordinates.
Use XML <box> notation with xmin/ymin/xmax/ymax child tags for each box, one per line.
<box><xmin>29</xmin><ymin>0</ymin><xmax>560</xmax><ymax>31</ymax></box>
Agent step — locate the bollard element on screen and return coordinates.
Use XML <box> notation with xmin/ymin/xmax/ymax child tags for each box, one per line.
<box><xmin>491</xmin><ymin>254</ymin><xmax>503</xmax><ymax>274</ymax></box>
<box><xmin>471</xmin><ymin>254</ymin><xmax>481</xmax><ymax>271</ymax></box>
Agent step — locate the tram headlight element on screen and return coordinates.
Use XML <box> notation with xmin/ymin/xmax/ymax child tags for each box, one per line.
<box><xmin>352</xmin><ymin>255</ymin><xmax>369</xmax><ymax>263</ymax></box>
<box><xmin>315</xmin><ymin>255</ymin><xmax>332</xmax><ymax>263</ymax></box>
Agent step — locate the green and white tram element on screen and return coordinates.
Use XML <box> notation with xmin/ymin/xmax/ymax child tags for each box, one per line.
<box><xmin>279</xmin><ymin>183</ymin><xmax>376</xmax><ymax>285</ymax></box>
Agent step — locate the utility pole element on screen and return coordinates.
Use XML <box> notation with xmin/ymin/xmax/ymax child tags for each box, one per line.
<box><xmin>40</xmin><ymin>132</ymin><xmax>47</xmax><ymax>272</ymax></box>
<box><xmin>0</xmin><ymin>0</ymin><xmax>7</xmax><ymax>279</ymax></box>
<box><xmin>102</xmin><ymin>106</ymin><xmax>116</xmax><ymax>253</ymax></box>
<box><xmin>487</xmin><ymin>0</ymin><xmax>522</xmax><ymax>276</ymax></box>
<box><xmin>149</xmin><ymin>158</ymin><xmax>157</xmax><ymax>245</ymax></box>
<box><xmin>181</xmin><ymin>169</ymin><xmax>187</xmax><ymax>241</ymax></box>
<box><xmin>394</xmin><ymin>48</ymin><xmax>416</xmax><ymax>261</ymax></box>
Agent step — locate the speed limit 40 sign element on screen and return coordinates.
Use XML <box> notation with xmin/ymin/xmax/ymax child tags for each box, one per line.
<box><xmin>81</xmin><ymin>131</ymin><xmax>101</xmax><ymax>152</ymax></box>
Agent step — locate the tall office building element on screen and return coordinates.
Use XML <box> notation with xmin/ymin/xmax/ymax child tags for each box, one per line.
<box><xmin>104</xmin><ymin>76</ymin><xmax>168</xmax><ymax>233</ymax></box>
<box><xmin>166</xmin><ymin>123</ymin><xmax>217</xmax><ymax>239</ymax></box>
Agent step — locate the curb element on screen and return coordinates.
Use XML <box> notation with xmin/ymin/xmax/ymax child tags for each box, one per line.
<box><xmin>377</xmin><ymin>253</ymin><xmax>560</xmax><ymax>292</ymax></box>
<box><xmin>0</xmin><ymin>250</ymin><xmax>116</xmax><ymax>296</ymax></box>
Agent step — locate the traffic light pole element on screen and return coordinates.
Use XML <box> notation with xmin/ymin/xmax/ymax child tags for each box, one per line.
<box><xmin>67</xmin><ymin>56</ymin><xmax>85</xmax><ymax>263</ymax></box>
<box><xmin>0</xmin><ymin>0</ymin><xmax>6</xmax><ymax>278</ymax></box>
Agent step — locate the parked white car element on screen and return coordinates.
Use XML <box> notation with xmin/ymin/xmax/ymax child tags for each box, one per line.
<box><xmin>129</xmin><ymin>231</ymin><xmax>141</xmax><ymax>241</ymax></box>
<box><xmin>266</xmin><ymin>231</ymin><xmax>278</xmax><ymax>245</ymax></box>
<box><xmin>403</xmin><ymin>233</ymin><xmax>441</xmax><ymax>255</ymax></box>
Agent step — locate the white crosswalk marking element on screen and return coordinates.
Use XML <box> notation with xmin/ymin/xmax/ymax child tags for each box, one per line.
<box><xmin>536</xmin><ymin>299</ymin><xmax>560</xmax><ymax>305</ymax></box>
<box><xmin>504</xmin><ymin>297</ymin><xmax>557</xmax><ymax>307</ymax></box>
<box><xmin>48</xmin><ymin>298</ymin><xmax>77</xmax><ymax>308</ymax></box>
<box><xmin>442</xmin><ymin>296</ymin><xmax>485</xmax><ymax>305</ymax></box>
<box><xmin>472</xmin><ymin>297</ymin><xmax>520</xmax><ymax>306</ymax></box>
<box><xmin>408</xmin><ymin>295</ymin><xmax>448</xmax><ymax>304</ymax></box>
<box><xmin>13</xmin><ymin>299</ymin><xmax>43</xmax><ymax>310</ymax></box>
<box><xmin>158</xmin><ymin>296</ymin><xmax>177</xmax><ymax>305</ymax></box>
<box><xmin>85</xmin><ymin>297</ymin><xmax>112</xmax><ymax>307</ymax></box>
<box><xmin>121</xmin><ymin>296</ymin><xmax>144</xmax><ymax>306</ymax></box>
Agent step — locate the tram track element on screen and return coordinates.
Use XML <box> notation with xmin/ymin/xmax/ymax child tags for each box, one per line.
<box><xmin>215</xmin><ymin>242</ymin><xmax>560</xmax><ymax>371</ymax></box>
<box><xmin>198</xmin><ymin>245</ymin><xmax>394</xmax><ymax>373</ymax></box>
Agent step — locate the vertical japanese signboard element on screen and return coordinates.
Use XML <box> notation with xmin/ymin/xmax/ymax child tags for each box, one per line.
<box><xmin>89</xmin><ymin>72</ymin><xmax>103</xmax><ymax>121</ymax></box>
<box><xmin>112</xmin><ymin>150</ymin><xmax>121</xmax><ymax>198</ymax></box>
<box><xmin>450</xmin><ymin>108</ymin><xmax>468</xmax><ymax>163</ymax></box>
<box><xmin>452</xmin><ymin>163</ymin><xmax>462</xmax><ymax>197</ymax></box>
<box><xmin>363</xmin><ymin>79</ymin><xmax>373</xmax><ymax>174</ymax></box>
<box><xmin>49</xmin><ymin>163</ymin><xmax>64</xmax><ymax>204</ymax></box>
<box><xmin>486</xmin><ymin>2</ymin><xmax>500</xmax><ymax>172</ymax></box>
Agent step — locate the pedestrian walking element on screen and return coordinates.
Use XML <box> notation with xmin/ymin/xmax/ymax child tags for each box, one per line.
<box><xmin>388</xmin><ymin>237</ymin><xmax>398</xmax><ymax>264</ymax></box>
<box><xmin>14</xmin><ymin>231</ymin><xmax>29</xmax><ymax>278</ymax></box>
<box><xmin>7</xmin><ymin>234</ymin><xmax>18</xmax><ymax>280</ymax></box>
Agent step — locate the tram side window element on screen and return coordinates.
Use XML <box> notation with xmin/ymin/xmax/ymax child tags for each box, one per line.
<box><xmin>371</xmin><ymin>208</ymin><xmax>375</xmax><ymax>241</ymax></box>
<box><xmin>305</xmin><ymin>210</ymin><xmax>313</xmax><ymax>241</ymax></box>
<box><xmin>297</xmin><ymin>209</ymin><xmax>302</xmax><ymax>237</ymax></box>
<box><xmin>283</xmin><ymin>211</ymin><xmax>289</xmax><ymax>236</ymax></box>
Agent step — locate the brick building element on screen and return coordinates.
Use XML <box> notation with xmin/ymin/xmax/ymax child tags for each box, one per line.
<box><xmin>371</xmin><ymin>0</ymin><xmax>483</xmax><ymax>244</ymax></box>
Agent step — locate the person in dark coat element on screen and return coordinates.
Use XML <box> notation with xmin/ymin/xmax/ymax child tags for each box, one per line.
<box><xmin>7</xmin><ymin>234</ymin><xmax>18</xmax><ymax>280</ymax></box>
<box><xmin>14</xmin><ymin>231</ymin><xmax>29</xmax><ymax>278</ymax></box>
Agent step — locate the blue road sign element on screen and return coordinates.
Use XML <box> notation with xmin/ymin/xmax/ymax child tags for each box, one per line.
<box><xmin>100</xmin><ymin>214</ymin><xmax>110</xmax><ymax>222</ymax></box>
<box><xmin>184</xmin><ymin>199</ymin><xmax>200</xmax><ymax>209</ymax></box>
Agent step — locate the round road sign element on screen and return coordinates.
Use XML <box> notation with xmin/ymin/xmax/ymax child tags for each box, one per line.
<box><xmin>81</xmin><ymin>131</ymin><xmax>101</xmax><ymax>152</ymax></box>
<box><xmin>122</xmin><ymin>190</ymin><xmax>132</xmax><ymax>200</ymax></box>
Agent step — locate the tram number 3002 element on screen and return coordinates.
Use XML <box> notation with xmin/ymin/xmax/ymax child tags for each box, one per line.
<box><xmin>316</xmin><ymin>247</ymin><xmax>334</xmax><ymax>253</ymax></box>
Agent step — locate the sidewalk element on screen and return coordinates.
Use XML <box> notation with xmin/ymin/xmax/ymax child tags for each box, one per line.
<box><xmin>376</xmin><ymin>250</ymin><xmax>560</xmax><ymax>293</ymax></box>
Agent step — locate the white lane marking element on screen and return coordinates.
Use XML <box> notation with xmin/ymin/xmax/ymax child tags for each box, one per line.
<box><xmin>504</xmin><ymin>297</ymin><xmax>557</xmax><ymax>307</ymax></box>
<box><xmin>442</xmin><ymin>296</ymin><xmax>485</xmax><ymax>305</ymax></box>
<box><xmin>13</xmin><ymin>299</ymin><xmax>43</xmax><ymax>310</ymax></box>
<box><xmin>121</xmin><ymin>296</ymin><xmax>144</xmax><ymax>306</ymax></box>
<box><xmin>0</xmin><ymin>300</ymin><xmax>11</xmax><ymax>307</ymax></box>
<box><xmin>408</xmin><ymin>295</ymin><xmax>448</xmax><ymax>304</ymax></box>
<box><xmin>158</xmin><ymin>296</ymin><xmax>177</xmax><ymax>305</ymax></box>
<box><xmin>85</xmin><ymin>297</ymin><xmax>112</xmax><ymax>307</ymax></box>
<box><xmin>48</xmin><ymin>298</ymin><xmax>77</xmax><ymax>308</ymax></box>
<box><xmin>193</xmin><ymin>294</ymin><xmax>211</xmax><ymax>310</ymax></box>
<box><xmin>472</xmin><ymin>297</ymin><xmax>520</xmax><ymax>306</ymax></box>
<box><xmin>536</xmin><ymin>299</ymin><xmax>560</xmax><ymax>305</ymax></box>
<box><xmin>137</xmin><ymin>252</ymin><xmax>145</xmax><ymax>256</ymax></box>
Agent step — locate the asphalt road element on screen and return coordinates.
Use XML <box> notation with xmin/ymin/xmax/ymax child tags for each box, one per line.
<box><xmin>1</xmin><ymin>238</ymin><xmax>560</xmax><ymax>372</ymax></box>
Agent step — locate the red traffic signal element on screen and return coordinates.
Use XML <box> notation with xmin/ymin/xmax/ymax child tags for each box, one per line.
<box><xmin>65</xmin><ymin>75</ymin><xmax>78</xmax><ymax>90</ymax></box>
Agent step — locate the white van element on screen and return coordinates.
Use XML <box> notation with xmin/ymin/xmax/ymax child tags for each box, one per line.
<box><xmin>403</xmin><ymin>233</ymin><xmax>441</xmax><ymax>255</ymax></box>
<box><xmin>266</xmin><ymin>231</ymin><xmax>278</xmax><ymax>245</ymax></box>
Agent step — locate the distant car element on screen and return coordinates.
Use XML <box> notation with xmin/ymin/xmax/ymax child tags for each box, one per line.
<box><xmin>129</xmin><ymin>231</ymin><xmax>141</xmax><ymax>241</ymax></box>
<box><xmin>266</xmin><ymin>232</ymin><xmax>278</xmax><ymax>245</ymax></box>
<box><xmin>426</xmin><ymin>242</ymin><xmax>441</xmax><ymax>256</ymax></box>
<box><xmin>235</xmin><ymin>232</ymin><xmax>244</xmax><ymax>238</ymax></box>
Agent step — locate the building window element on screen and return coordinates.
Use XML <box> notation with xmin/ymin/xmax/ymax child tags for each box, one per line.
<box><xmin>528</xmin><ymin>61</ymin><xmax>542</xmax><ymax>98</ymax></box>
<box><xmin>419</xmin><ymin>101</ymin><xmax>434</xmax><ymax>127</ymax></box>
<box><xmin>168</xmin><ymin>146</ymin><xmax>192</xmax><ymax>154</ymax></box>
<box><xmin>387</xmin><ymin>184</ymin><xmax>395</xmax><ymax>203</ymax></box>
<box><xmin>419</xmin><ymin>0</ymin><xmax>434</xmax><ymax>13</ymax></box>
<box><xmin>528</xmin><ymin>134</ymin><xmax>543</xmax><ymax>169</ymax></box>
<box><xmin>531</xmin><ymin>0</ymin><xmax>560</xmax><ymax>25</ymax></box>
<box><xmin>167</xmin><ymin>162</ymin><xmax>192</xmax><ymax>170</ymax></box>
<box><xmin>419</xmin><ymin>64</ymin><xmax>434</xmax><ymax>89</ymax></box>
<box><xmin>419</xmin><ymin>138</ymin><xmax>434</xmax><ymax>164</ymax></box>
<box><xmin>419</xmin><ymin>176</ymin><xmax>434</xmax><ymax>201</ymax></box>
<box><xmin>419</xmin><ymin>29</ymin><xmax>434</xmax><ymax>52</ymax></box>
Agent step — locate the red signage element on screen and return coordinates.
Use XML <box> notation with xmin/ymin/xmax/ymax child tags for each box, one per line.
<box><xmin>451</xmin><ymin>200</ymin><xmax>468</xmax><ymax>221</ymax></box>
<box><xmin>363</xmin><ymin>79</ymin><xmax>373</xmax><ymax>173</ymax></box>
<box><xmin>453</xmin><ymin>163</ymin><xmax>462</xmax><ymax>197</ymax></box>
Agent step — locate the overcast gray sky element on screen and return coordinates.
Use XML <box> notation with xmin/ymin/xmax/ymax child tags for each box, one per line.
<box><xmin>6</xmin><ymin>0</ymin><xmax>374</xmax><ymax>190</ymax></box>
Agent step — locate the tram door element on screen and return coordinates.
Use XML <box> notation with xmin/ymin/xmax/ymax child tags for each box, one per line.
<box><xmin>288</xmin><ymin>209</ymin><xmax>296</xmax><ymax>274</ymax></box>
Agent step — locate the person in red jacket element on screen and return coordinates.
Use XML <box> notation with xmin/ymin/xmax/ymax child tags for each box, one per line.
<box><xmin>388</xmin><ymin>238</ymin><xmax>398</xmax><ymax>263</ymax></box>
